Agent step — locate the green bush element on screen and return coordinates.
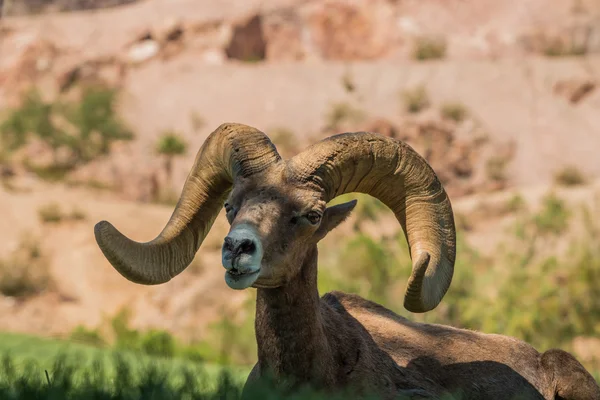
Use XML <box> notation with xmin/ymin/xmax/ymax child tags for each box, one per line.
<box><xmin>413</xmin><ymin>36</ymin><xmax>447</xmax><ymax>60</ymax></box>
<box><xmin>207</xmin><ymin>298</ymin><xmax>258</xmax><ymax>366</ymax></box>
<box><xmin>0</xmin><ymin>237</ymin><xmax>51</xmax><ymax>298</ymax></box>
<box><xmin>402</xmin><ymin>85</ymin><xmax>430</xmax><ymax>113</ymax></box>
<box><xmin>485</xmin><ymin>155</ymin><xmax>508</xmax><ymax>182</ymax></box>
<box><xmin>111</xmin><ymin>308</ymin><xmax>142</xmax><ymax>352</ymax></box>
<box><xmin>62</xmin><ymin>86</ymin><xmax>134</xmax><ymax>163</ymax></box>
<box><xmin>334</xmin><ymin>233</ymin><xmax>397</xmax><ymax>305</ymax></box>
<box><xmin>324</xmin><ymin>102</ymin><xmax>365</xmax><ymax>131</ymax></box>
<box><xmin>543</xmin><ymin>38</ymin><xmax>587</xmax><ymax>57</ymax></box>
<box><xmin>533</xmin><ymin>192</ymin><xmax>570</xmax><ymax>235</ymax></box>
<box><xmin>140</xmin><ymin>330</ymin><xmax>176</xmax><ymax>358</ymax></box>
<box><xmin>440</xmin><ymin>102</ymin><xmax>468</xmax><ymax>122</ymax></box>
<box><xmin>329</xmin><ymin>193</ymin><xmax>387</xmax><ymax>226</ymax></box>
<box><xmin>554</xmin><ymin>165</ymin><xmax>587</xmax><ymax>186</ymax></box>
<box><xmin>0</xmin><ymin>87</ymin><xmax>134</xmax><ymax>177</ymax></box>
<box><xmin>505</xmin><ymin>194</ymin><xmax>527</xmax><ymax>213</ymax></box>
<box><xmin>269</xmin><ymin>127</ymin><xmax>299</xmax><ymax>158</ymax></box>
<box><xmin>69</xmin><ymin>325</ymin><xmax>106</xmax><ymax>347</ymax></box>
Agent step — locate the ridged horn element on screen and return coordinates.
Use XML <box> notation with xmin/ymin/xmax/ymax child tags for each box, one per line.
<box><xmin>287</xmin><ymin>132</ymin><xmax>455</xmax><ymax>313</ymax></box>
<box><xmin>94</xmin><ymin>123</ymin><xmax>281</xmax><ymax>285</ymax></box>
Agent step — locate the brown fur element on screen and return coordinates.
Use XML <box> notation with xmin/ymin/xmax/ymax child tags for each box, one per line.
<box><xmin>223</xmin><ymin>173</ymin><xmax>600</xmax><ymax>400</ymax></box>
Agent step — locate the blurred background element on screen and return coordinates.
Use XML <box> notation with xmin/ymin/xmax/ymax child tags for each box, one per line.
<box><xmin>1</xmin><ymin>0</ymin><xmax>600</xmax><ymax>384</ymax></box>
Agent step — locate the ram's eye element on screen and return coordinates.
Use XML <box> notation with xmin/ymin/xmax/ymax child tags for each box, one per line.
<box><xmin>306</xmin><ymin>212</ymin><xmax>321</xmax><ymax>225</ymax></box>
<box><xmin>224</xmin><ymin>203</ymin><xmax>237</xmax><ymax>222</ymax></box>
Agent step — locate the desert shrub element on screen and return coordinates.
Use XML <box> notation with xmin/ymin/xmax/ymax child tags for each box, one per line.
<box><xmin>105</xmin><ymin>306</ymin><xmax>245</xmax><ymax>364</ymax></box>
<box><xmin>269</xmin><ymin>127</ymin><xmax>299</xmax><ymax>157</ymax></box>
<box><xmin>111</xmin><ymin>308</ymin><xmax>142</xmax><ymax>352</ymax></box>
<box><xmin>413</xmin><ymin>36</ymin><xmax>447</xmax><ymax>60</ymax></box>
<box><xmin>0</xmin><ymin>90</ymin><xmax>50</xmax><ymax>152</ymax></box>
<box><xmin>554</xmin><ymin>165</ymin><xmax>587</xmax><ymax>186</ymax></box>
<box><xmin>543</xmin><ymin>38</ymin><xmax>588</xmax><ymax>57</ymax></box>
<box><xmin>62</xmin><ymin>86</ymin><xmax>134</xmax><ymax>163</ymax></box>
<box><xmin>505</xmin><ymin>193</ymin><xmax>527</xmax><ymax>213</ymax></box>
<box><xmin>324</xmin><ymin>102</ymin><xmax>365</xmax><ymax>131</ymax></box>
<box><xmin>402</xmin><ymin>85</ymin><xmax>430</xmax><ymax>113</ymax></box>
<box><xmin>207</xmin><ymin>296</ymin><xmax>258</xmax><ymax>366</ymax></box>
<box><xmin>329</xmin><ymin>193</ymin><xmax>388</xmax><ymax>228</ymax></box>
<box><xmin>38</xmin><ymin>203</ymin><xmax>88</xmax><ymax>223</ymax></box>
<box><xmin>354</xmin><ymin>197</ymin><xmax>387</xmax><ymax>224</ymax></box>
<box><xmin>341</xmin><ymin>70</ymin><xmax>356</xmax><ymax>93</ymax></box>
<box><xmin>140</xmin><ymin>330</ymin><xmax>176</xmax><ymax>358</ymax></box>
<box><xmin>69</xmin><ymin>207</ymin><xmax>87</xmax><ymax>221</ymax></box>
<box><xmin>533</xmin><ymin>192</ymin><xmax>570</xmax><ymax>235</ymax></box>
<box><xmin>440</xmin><ymin>102</ymin><xmax>468</xmax><ymax>122</ymax></box>
<box><xmin>69</xmin><ymin>325</ymin><xmax>106</xmax><ymax>347</ymax></box>
<box><xmin>0</xmin><ymin>237</ymin><xmax>51</xmax><ymax>298</ymax></box>
<box><xmin>156</xmin><ymin>131</ymin><xmax>187</xmax><ymax>158</ymax></box>
<box><xmin>485</xmin><ymin>155</ymin><xmax>509</xmax><ymax>182</ymax></box>
<box><xmin>0</xmin><ymin>87</ymin><xmax>134</xmax><ymax>177</ymax></box>
<box><xmin>38</xmin><ymin>202</ymin><xmax>63</xmax><ymax>223</ymax></box>
<box><xmin>155</xmin><ymin>131</ymin><xmax>187</xmax><ymax>198</ymax></box>
<box><xmin>484</xmin><ymin>233</ymin><xmax>600</xmax><ymax>349</ymax></box>
<box><xmin>333</xmin><ymin>233</ymin><xmax>396</xmax><ymax>305</ymax></box>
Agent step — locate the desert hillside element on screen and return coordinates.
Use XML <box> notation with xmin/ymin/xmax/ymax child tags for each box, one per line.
<box><xmin>1</xmin><ymin>0</ymin><xmax>600</xmax><ymax>370</ymax></box>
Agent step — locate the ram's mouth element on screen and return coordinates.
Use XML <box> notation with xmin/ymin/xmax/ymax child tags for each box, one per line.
<box><xmin>224</xmin><ymin>268</ymin><xmax>260</xmax><ymax>289</ymax></box>
<box><xmin>227</xmin><ymin>268</ymin><xmax>259</xmax><ymax>277</ymax></box>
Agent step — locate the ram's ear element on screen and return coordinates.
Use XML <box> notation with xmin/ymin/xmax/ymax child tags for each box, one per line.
<box><xmin>314</xmin><ymin>200</ymin><xmax>357</xmax><ymax>242</ymax></box>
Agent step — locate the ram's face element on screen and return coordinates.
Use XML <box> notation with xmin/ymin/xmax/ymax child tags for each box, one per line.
<box><xmin>220</xmin><ymin>174</ymin><xmax>355</xmax><ymax>290</ymax></box>
<box><xmin>94</xmin><ymin>123</ymin><xmax>455</xmax><ymax>313</ymax></box>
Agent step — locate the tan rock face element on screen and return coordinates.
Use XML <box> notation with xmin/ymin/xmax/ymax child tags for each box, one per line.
<box><xmin>0</xmin><ymin>38</ymin><xmax>60</xmax><ymax>104</ymax></box>
<box><xmin>262</xmin><ymin>10</ymin><xmax>307</xmax><ymax>61</ymax></box>
<box><xmin>225</xmin><ymin>15</ymin><xmax>267</xmax><ymax>62</ymax></box>
<box><xmin>304</xmin><ymin>0</ymin><xmax>398</xmax><ymax>60</ymax></box>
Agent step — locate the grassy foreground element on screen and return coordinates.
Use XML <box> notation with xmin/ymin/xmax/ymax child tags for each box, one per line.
<box><xmin>0</xmin><ymin>334</ymin><xmax>394</xmax><ymax>400</ymax></box>
<box><xmin>1</xmin><ymin>331</ymin><xmax>598</xmax><ymax>399</ymax></box>
<box><xmin>0</xmin><ymin>332</ymin><xmax>392</xmax><ymax>399</ymax></box>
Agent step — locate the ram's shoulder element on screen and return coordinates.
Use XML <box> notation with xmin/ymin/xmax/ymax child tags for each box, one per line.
<box><xmin>321</xmin><ymin>291</ymin><xmax>409</xmax><ymax>322</ymax></box>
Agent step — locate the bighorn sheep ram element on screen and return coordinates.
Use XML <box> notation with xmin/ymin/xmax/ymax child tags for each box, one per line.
<box><xmin>95</xmin><ymin>123</ymin><xmax>600</xmax><ymax>400</ymax></box>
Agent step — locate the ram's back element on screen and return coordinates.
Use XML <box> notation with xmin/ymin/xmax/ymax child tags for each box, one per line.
<box><xmin>322</xmin><ymin>290</ymin><xmax>551</xmax><ymax>400</ymax></box>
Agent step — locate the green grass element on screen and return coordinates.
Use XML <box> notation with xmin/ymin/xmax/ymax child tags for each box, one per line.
<box><xmin>0</xmin><ymin>331</ymin><xmax>249</xmax><ymax>382</ymax></box>
<box><xmin>1</xmin><ymin>331</ymin><xmax>596</xmax><ymax>399</ymax></box>
<box><xmin>0</xmin><ymin>332</ymin><xmax>429</xmax><ymax>399</ymax></box>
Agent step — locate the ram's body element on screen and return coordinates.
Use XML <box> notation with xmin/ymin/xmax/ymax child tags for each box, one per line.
<box><xmin>94</xmin><ymin>123</ymin><xmax>600</xmax><ymax>400</ymax></box>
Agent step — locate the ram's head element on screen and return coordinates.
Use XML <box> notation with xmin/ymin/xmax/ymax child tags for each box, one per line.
<box><xmin>94</xmin><ymin>123</ymin><xmax>456</xmax><ymax>312</ymax></box>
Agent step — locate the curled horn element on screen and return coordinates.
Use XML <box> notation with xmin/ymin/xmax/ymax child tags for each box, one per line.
<box><xmin>94</xmin><ymin>123</ymin><xmax>281</xmax><ymax>285</ymax></box>
<box><xmin>287</xmin><ymin>132</ymin><xmax>456</xmax><ymax>313</ymax></box>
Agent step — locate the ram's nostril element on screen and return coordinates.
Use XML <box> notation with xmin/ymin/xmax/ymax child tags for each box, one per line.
<box><xmin>239</xmin><ymin>239</ymin><xmax>256</xmax><ymax>255</ymax></box>
<box><xmin>223</xmin><ymin>237</ymin><xmax>234</xmax><ymax>251</ymax></box>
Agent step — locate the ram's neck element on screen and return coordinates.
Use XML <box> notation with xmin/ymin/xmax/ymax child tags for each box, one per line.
<box><xmin>254</xmin><ymin>246</ymin><xmax>334</xmax><ymax>386</ymax></box>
